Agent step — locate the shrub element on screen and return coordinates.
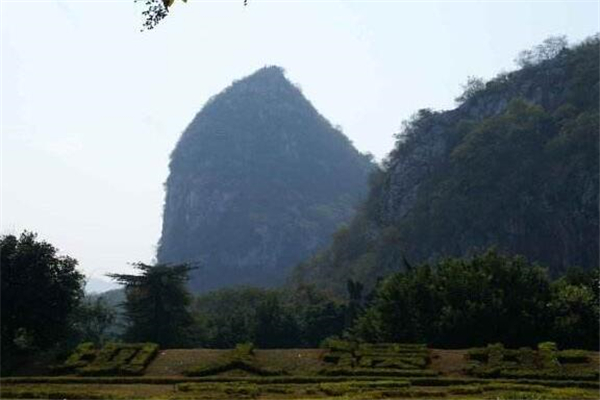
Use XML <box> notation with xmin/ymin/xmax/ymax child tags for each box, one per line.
<box><xmin>185</xmin><ymin>360</ymin><xmax>285</xmax><ymax>377</ymax></box>
<box><xmin>538</xmin><ymin>342</ymin><xmax>559</xmax><ymax>369</ymax></box>
<box><xmin>319</xmin><ymin>368</ymin><xmax>438</xmax><ymax>377</ymax></box>
<box><xmin>320</xmin><ymin>338</ymin><xmax>357</xmax><ymax>353</ymax></box>
<box><xmin>488</xmin><ymin>343</ymin><xmax>505</xmax><ymax>365</ymax></box>
<box><xmin>319</xmin><ymin>382</ymin><xmax>356</xmax><ymax>396</ymax></box>
<box><xmin>498</xmin><ymin>370</ymin><xmax>599</xmax><ymax>381</ymax></box>
<box><xmin>92</xmin><ymin>342</ymin><xmax>120</xmax><ymax>365</ymax></box>
<box><xmin>517</xmin><ymin>347</ymin><xmax>536</xmax><ymax>367</ymax></box>
<box><xmin>224</xmin><ymin>383</ymin><xmax>260</xmax><ymax>399</ymax></box>
<box><xmin>376</xmin><ymin>359</ymin><xmax>421</xmax><ymax>370</ymax></box>
<box><xmin>448</xmin><ymin>385</ymin><xmax>484</xmax><ymax>395</ymax></box>
<box><xmin>235</xmin><ymin>343</ymin><xmax>255</xmax><ymax>357</ymax></box>
<box><xmin>322</xmin><ymin>352</ymin><xmax>342</xmax><ymax>363</ymax></box>
<box><xmin>410</xmin><ymin>377</ymin><xmax>485</xmax><ymax>386</ymax></box>
<box><xmin>557</xmin><ymin>350</ymin><xmax>589</xmax><ymax>364</ymax></box>
<box><xmin>185</xmin><ymin>343</ymin><xmax>286</xmax><ymax>377</ymax></box>
<box><xmin>50</xmin><ymin>342</ymin><xmax>98</xmax><ymax>374</ymax></box>
<box><xmin>483</xmin><ymin>382</ymin><xmax>547</xmax><ymax>392</ymax></box>
<box><xmin>467</xmin><ymin>348</ymin><xmax>488</xmax><ymax>362</ymax></box>
<box><xmin>380</xmin><ymin>388</ymin><xmax>447</xmax><ymax>397</ymax></box>
<box><xmin>53</xmin><ymin>342</ymin><xmax>160</xmax><ymax>377</ymax></box>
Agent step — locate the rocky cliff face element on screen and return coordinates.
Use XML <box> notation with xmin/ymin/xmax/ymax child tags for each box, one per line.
<box><xmin>294</xmin><ymin>37</ymin><xmax>599</xmax><ymax>295</ymax></box>
<box><xmin>158</xmin><ymin>66</ymin><xmax>373</xmax><ymax>292</ymax></box>
<box><xmin>380</xmin><ymin>42</ymin><xmax>595</xmax><ymax>224</ymax></box>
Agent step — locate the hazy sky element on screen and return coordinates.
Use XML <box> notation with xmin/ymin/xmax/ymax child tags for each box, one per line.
<box><xmin>1</xmin><ymin>0</ymin><xmax>598</xmax><ymax>291</ymax></box>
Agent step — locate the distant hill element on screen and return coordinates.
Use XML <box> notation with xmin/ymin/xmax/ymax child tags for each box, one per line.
<box><xmin>85</xmin><ymin>277</ymin><xmax>119</xmax><ymax>294</ymax></box>
<box><xmin>294</xmin><ymin>36</ymin><xmax>599</xmax><ymax>295</ymax></box>
<box><xmin>158</xmin><ymin>66</ymin><xmax>374</xmax><ymax>292</ymax></box>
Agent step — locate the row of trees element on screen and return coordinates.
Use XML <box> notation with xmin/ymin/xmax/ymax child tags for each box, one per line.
<box><xmin>102</xmin><ymin>250</ymin><xmax>599</xmax><ymax>351</ymax></box>
<box><xmin>1</xmin><ymin>232</ymin><xmax>116</xmax><ymax>373</ymax></box>
<box><xmin>353</xmin><ymin>250</ymin><xmax>599</xmax><ymax>349</ymax></box>
<box><xmin>2</xmin><ymin>231</ymin><xmax>597</xmax><ymax>374</ymax></box>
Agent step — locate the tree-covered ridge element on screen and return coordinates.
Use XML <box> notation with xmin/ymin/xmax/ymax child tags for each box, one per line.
<box><xmin>293</xmin><ymin>36</ymin><xmax>599</xmax><ymax>295</ymax></box>
<box><xmin>159</xmin><ymin>66</ymin><xmax>374</xmax><ymax>292</ymax></box>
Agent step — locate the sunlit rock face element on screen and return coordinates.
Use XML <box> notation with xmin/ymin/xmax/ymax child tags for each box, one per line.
<box><xmin>158</xmin><ymin>66</ymin><xmax>374</xmax><ymax>292</ymax></box>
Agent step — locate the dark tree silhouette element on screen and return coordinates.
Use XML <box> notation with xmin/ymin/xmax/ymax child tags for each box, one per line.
<box><xmin>1</xmin><ymin>231</ymin><xmax>85</xmax><ymax>373</ymax></box>
<box><xmin>108</xmin><ymin>262</ymin><xmax>197</xmax><ymax>347</ymax></box>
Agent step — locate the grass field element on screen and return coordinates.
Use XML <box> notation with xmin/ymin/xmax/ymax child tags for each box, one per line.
<box><xmin>2</xmin><ymin>344</ymin><xmax>598</xmax><ymax>399</ymax></box>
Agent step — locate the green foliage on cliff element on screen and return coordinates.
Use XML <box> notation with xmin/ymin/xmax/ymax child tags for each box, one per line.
<box><xmin>294</xmin><ymin>36</ymin><xmax>599</xmax><ymax>295</ymax></box>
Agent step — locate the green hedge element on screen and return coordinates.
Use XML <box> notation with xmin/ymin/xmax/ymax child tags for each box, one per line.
<box><xmin>557</xmin><ymin>350</ymin><xmax>589</xmax><ymax>364</ymax></box>
<box><xmin>319</xmin><ymin>368</ymin><xmax>439</xmax><ymax>377</ymax></box>
<box><xmin>321</xmin><ymin>341</ymin><xmax>430</xmax><ymax>374</ymax></box>
<box><xmin>185</xmin><ymin>343</ymin><xmax>286</xmax><ymax>377</ymax></box>
<box><xmin>50</xmin><ymin>342</ymin><xmax>97</xmax><ymax>374</ymax></box>
<box><xmin>466</xmin><ymin>342</ymin><xmax>594</xmax><ymax>381</ymax></box>
<box><xmin>3</xmin><ymin>375</ymin><xmax>598</xmax><ymax>389</ymax></box>
<box><xmin>466</xmin><ymin>348</ymin><xmax>488</xmax><ymax>362</ymax></box>
<box><xmin>538</xmin><ymin>342</ymin><xmax>559</xmax><ymax>369</ymax></box>
<box><xmin>51</xmin><ymin>342</ymin><xmax>159</xmax><ymax>377</ymax></box>
<box><xmin>185</xmin><ymin>360</ymin><xmax>285</xmax><ymax>377</ymax></box>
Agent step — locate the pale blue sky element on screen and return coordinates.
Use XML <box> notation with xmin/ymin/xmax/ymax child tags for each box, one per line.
<box><xmin>1</xmin><ymin>0</ymin><xmax>598</xmax><ymax>291</ymax></box>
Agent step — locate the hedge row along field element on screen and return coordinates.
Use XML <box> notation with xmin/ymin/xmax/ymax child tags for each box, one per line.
<box><xmin>185</xmin><ymin>343</ymin><xmax>286</xmax><ymax>377</ymax></box>
<box><xmin>319</xmin><ymin>340</ymin><xmax>437</xmax><ymax>378</ymax></box>
<box><xmin>51</xmin><ymin>342</ymin><xmax>159</xmax><ymax>376</ymax></box>
<box><xmin>2</xmin><ymin>341</ymin><xmax>598</xmax><ymax>399</ymax></box>
<box><xmin>466</xmin><ymin>342</ymin><xmax>599</xmax><ymax>381</ymax></box>
<box><xmin>2</xmin><ymin>379</ymin><xmax>598</xmax><ymax>399</ymax></box>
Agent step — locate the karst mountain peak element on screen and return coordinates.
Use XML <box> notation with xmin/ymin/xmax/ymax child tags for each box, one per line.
<box><xmin>158</xmin><ymin>66</ymin><xmax>374</xmax><ymax>292</ymax></box>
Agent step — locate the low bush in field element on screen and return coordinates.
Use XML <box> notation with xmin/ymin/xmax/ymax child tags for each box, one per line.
<box><xmin>52</xmin><ymin>342</ymin><xmax>158</xmax><ymax>376</ymax></box>
<box><xmin>483</xmin><ymin>382</ymin><xmax>547</xmax><ymax>392</ymax></box>
<box><xmin>465</xmin><ymin>342</ymin><xmax>596</xmax><ymax>381</ymax></box>
<box><xmin>320</xmin><ymin>340</ymin><xmax>432</xmax><ymax>377</ymax></box>
<box><xmin>50</xmin><ymin>342</ymin><xmax>97</xmax><ymax>374</ymax></box>
<box><xmin>447</xmin><ymin>385</ymin><xmax>484</xmax><ymax>395</ymax></box>
<box><xmin>320</xmin><ymin>338</ymin><xmax>357</xmax><ymax>353</ymax></box>
<box><xmin>319</xmin><ymin>367</ymin><xmax>438</xmax><ymax>377</ymax></box>
<box><xmin>185</xmin><ymin>343</ymin><xmax>286</xmax><ymax>377</ymax></box>
<box><xmin>466</xmin><ymin>347</ymin><xmax>488</xmax><ymax>362</ymax></box>
<box><xmin>557</xmin><ymin>350</ymin><xmax>589</xmax><ymax>363</ymax></box>
<box><xmin>379</xmin><ymin>388</ymin><xmax>448</xmax><ymax>398</ymax></box>
<box><xmin>185</xmin><ymin>360</ymin><xmax>285</xmax><ymax>377</ymax></box>
<box><xmin>410</xmin><ymin>377</ymin><xmax>486</xmax><ymax>386</ymax></box>
<box><xmin>0</xmin><ymin>387</ymin><xmax>110</xmax><ymax>400</ymax></box>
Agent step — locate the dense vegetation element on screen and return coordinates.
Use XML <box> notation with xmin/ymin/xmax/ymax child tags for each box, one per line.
<box><xmin>353</xmin><ymin>251</ymin><xmax>599</xmax><ymax>349</ymax></box>
<box><xmin>51</xmin><ymin>342</ymin><xmax>159</xmax><ymax>376</ymax></box>
<box><xmin>294</xmin><ymin>36</ymin><xmax>599</xmax><ymax>294</ymax></box>
<box><xmin>159</xmin><ymin>66</ymin><xmax>373</xmax><ymax>292</ymax></box>
<box><xmin>98</xmin><ymin>250</ymin><xmax>598</xmax><ymax>351</ymax></box>
<box><xmin>192</xmin><ymin>285</ymin><xmax>346</xmax><ymax>348</ymax></box>
<box><xmin>108</xmin><ymin>263</ymin><xmax>197</xmax><ymax>348</ymax></box>
<box><xmin>1</xmin><ymin>232</ymin><xmax>85</xmax><ymax>374</ymax></box>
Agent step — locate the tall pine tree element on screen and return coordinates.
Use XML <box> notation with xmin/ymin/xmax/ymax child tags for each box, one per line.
<box><xmin>108</xmin><ymin>263</ymin><xmax>196</xmax><ymax>347</ymax></box>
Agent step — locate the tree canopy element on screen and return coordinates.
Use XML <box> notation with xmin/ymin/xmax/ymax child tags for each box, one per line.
<box><xmin>353</xmin><ymin>251</ymin><xmax>599</xmax><ymax>350</ymax></box>
<box><xmin>108</xmin><ymin>263</ymin><xmax>196</xmax><ymax>348</ymax></box>
<box><xmin>1</xmin><ymin>232</ymin><xmax>85</xmax><ymax>373</ymax></box>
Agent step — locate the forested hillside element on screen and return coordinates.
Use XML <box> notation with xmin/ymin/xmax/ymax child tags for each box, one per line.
<box><xmin>294</xmin><ymin>36</ymin><xmax>599</xmax><ymax>295</ymax></box>
<box><xmin>158</xmin><ymin>66</ymin><xmax>373</xmax><ymax>292</ymax></box>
